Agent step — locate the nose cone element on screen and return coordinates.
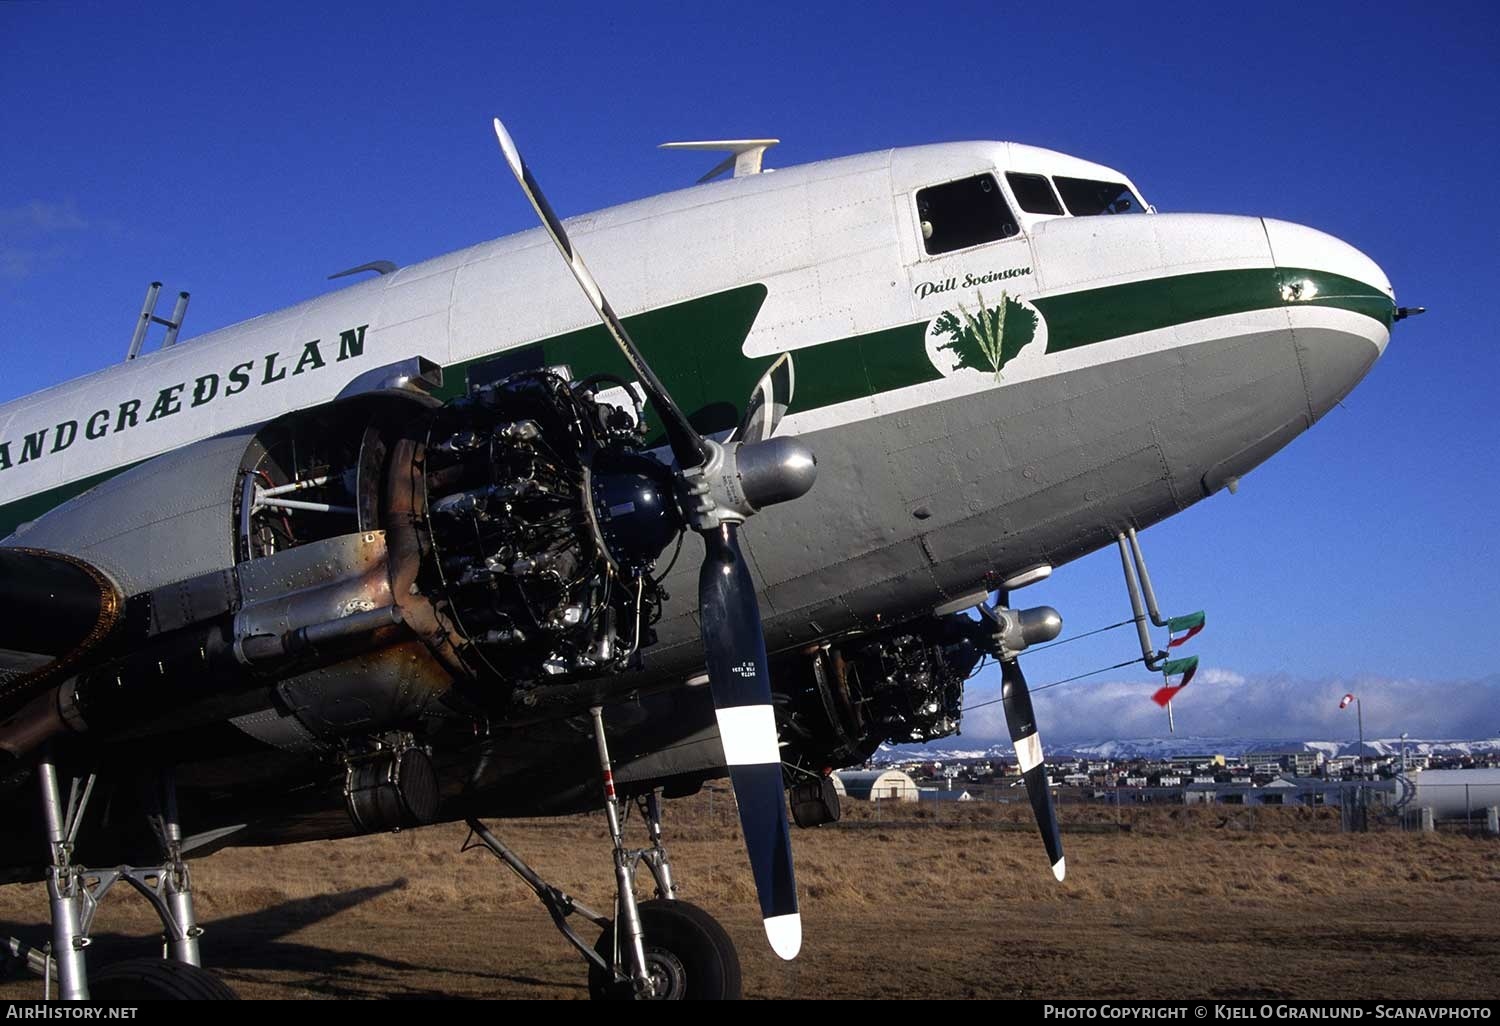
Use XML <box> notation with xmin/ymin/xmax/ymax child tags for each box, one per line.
<box><xmin>1262</xmin><ymin>218</ymin><xmax>1395</xmax><ymax>419</ymax></box>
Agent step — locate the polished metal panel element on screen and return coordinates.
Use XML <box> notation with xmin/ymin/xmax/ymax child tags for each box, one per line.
<box><xmin>4</xmin><ymin>429</ymin><xmax>256</xmax><ymax>596</ymax></box>
<box><xmin>235</xmin><ymin>530</ymin><xmax>388</xmax><ymax>606</ymax></box>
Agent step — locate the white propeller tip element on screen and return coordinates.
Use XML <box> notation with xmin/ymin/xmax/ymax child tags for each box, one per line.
<box><xmin>491</xmin><ymin>118</ymin><xmax>522</xmax><ymax>174</ymax></box>
<box><xmin>764</xmin><ymin>912</ymin><xmax>802</xmax><ymax>960</ymax></box>
<box><xmin>1052</xmin><ymin>857</ymin><xmax>1066</xmax><ymax>882</ymax></box>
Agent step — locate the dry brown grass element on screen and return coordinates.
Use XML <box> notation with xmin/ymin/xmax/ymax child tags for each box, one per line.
<box><xmin>2</xmin><ymin>789</ymin><xmax>1496</xmax><ymax>1000</ymax></box>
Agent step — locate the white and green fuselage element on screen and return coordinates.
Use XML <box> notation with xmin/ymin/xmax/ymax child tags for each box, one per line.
<box><xmin>0</xmin><ymin>139</ymin><xmax>1396</xmax><ymax>672</ymax></box>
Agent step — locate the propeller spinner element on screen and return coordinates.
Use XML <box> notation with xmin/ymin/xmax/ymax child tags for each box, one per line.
<box><xmin>492</xmin><ymin>119</ymin><xmax>813</xmax><ymax>959</ymax></box>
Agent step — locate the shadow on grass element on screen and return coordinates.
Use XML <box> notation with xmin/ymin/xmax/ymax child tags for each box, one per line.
<box><xmin>3</xmin><ymin>879</ymin><xmax>587</xmax><ymax>998</ymax></box>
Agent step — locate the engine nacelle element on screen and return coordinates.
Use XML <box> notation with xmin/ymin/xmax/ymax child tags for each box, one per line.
<box><xmin>771</xmin><ymin>615</ymin><xmax>983</xmax><ymax>773</ymax></box>
<box><xmin>0</xmin><ymin>363</ymin><xmax>688</xmax><ymax>753</ymax></box>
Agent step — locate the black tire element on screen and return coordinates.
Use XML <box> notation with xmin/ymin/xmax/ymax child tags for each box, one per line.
<box><xmin>589</xmin><ymin>899</ymin><xmax>741</xmax><ymax>1000</ymax></box>
<box><xmin>88</xmin><ymin>958</ymin><xmax>239</xmax><ymax>1001</ymax></box>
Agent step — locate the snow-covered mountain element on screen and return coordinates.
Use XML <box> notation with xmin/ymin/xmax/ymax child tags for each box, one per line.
<box><xmin>876</xmin><ymin>736</ymin><xmax>1500</xmax><ymax>762</ymax></box>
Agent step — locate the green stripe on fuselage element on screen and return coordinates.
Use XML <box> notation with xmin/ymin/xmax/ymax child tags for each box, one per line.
<box><xmin>442</xmin><ymin>285</ymin><xmax>942</xmax><ymax>432</ymax></box>
<box><xmin>1036</xmin><ymin>267</ymin><xmax>1393</xmax><ymax>353</ymax></box>
<box><xmin>0</xmin><ymin>266</ymin><xmax>1393</xmax><ymax>539</ymax></box>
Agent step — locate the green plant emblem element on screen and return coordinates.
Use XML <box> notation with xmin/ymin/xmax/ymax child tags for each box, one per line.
<box><xmin>931</xmin><ymin>290</ymin><xmax>1039</xmax><ymax>381</ymax></box>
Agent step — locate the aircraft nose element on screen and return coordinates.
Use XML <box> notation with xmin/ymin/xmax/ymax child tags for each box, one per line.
<box><xmin>1262</xmin><ymin>218</ymin><xmax>1396</xmax><ymax>419</ymax></box>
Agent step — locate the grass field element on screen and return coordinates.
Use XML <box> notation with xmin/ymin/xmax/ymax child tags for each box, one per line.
<box><xmin>3</xmin><ymin>791</ymin><xmax>1497</xmax><ymax>1000</ymax></box>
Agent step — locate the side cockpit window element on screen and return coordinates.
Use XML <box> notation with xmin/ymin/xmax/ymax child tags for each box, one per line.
<box><xmin>1054</xmin><ymin>176</ymin><xmax>1144</xmax><ymax>216</ymax></box>
<box><xmin>1006</xmin><ymin>172</ymin><xmax>1064</xmax><ymax>215</ymax></box>
<box><xmin>917</xmin><ymin>174</ymin><xmax>1019</xmax><ymax>255</ymax></box>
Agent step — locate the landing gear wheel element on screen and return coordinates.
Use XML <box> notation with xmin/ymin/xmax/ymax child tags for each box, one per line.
<box><xmin>88</xmin><ymin>958</ymin><xmax>239</xmax><ymax>1001</ymax></box>
<box><xmin>588</xmin><ymin>899</ymin><xmax>741</xmax><ymax>1000</ymax></box>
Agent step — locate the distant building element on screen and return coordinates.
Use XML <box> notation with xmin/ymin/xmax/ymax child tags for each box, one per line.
<box><xmin>1328</xmin><ymin>756</ymin><xmax>1360</xmax><ymax>776</ymax></box>
<box><xmin>1185</xmin><ymin>777</ymin><xmax>1365</xmax><ymax>807</ymax></box>
<box><xmin>1170</xmin><ymin>754</ymin><xmax>1226</xmax><ymax>772</ymax></box>
<box><xmin>1257</xmin><ymin>778</ymin><xmax>1300</xmax><ymax>804</ymax></box>
<box><xmin>1292</xmin><ymin>752</ymin><xmax>1324</xmax><ymax>775</ymax></box>
<box><xmin>1246</xmin><ymin>748</ymin><xmax>1323</xmax><ymax>776</ymax></box>
<box><xmin>1184</xmin><ymin>783</ymin><xmax>1226</xmax><ymax>806</ymax></box>
<box><xmin>835</xmin><ymin>769</ymin><xmax>920</xmax><ymax>802</ymax></box>
<box><xmin>918</xmin><ymin>788</ymin><xmax>973</xmax><ymax>802</ymax></box>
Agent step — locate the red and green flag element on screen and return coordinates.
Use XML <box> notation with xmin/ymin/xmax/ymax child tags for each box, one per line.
<box><xmin>1151</xmin><ymin>654</ymin><xmax>1199</xmax><ymax>707</ymax></box>
<box><xmin>1167</xmin><ymin>610</ymin><xmax>1206</xmax><ymax>648</ymax></box>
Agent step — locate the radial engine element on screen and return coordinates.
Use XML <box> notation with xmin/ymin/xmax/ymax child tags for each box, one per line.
<box><xmin>0</xmin><ymin>361</ymin><xmax>696</xmax><ymax>760</ymax></box>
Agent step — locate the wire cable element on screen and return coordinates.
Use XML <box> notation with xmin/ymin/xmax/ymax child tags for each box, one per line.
<box><xmin>961</xmin><ymin>656</ymin><xmax>1146</xmax><ymax>714</ymax></box>
<box><xmin>1023</xmin><ymin>618</ymin><xmax>1136</xmax><ymax>655</ymax></box>
<box><xmin>965</xmin><ymin>617</ymin><xmax>1137</xmax><ymax>683</ymax></box>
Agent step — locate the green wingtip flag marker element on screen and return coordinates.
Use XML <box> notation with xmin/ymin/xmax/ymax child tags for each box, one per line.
<box><xmin>1167</xmin><ymin>610</ymin><xmax>1206</xmax><ymax>648</ymax></box>
<box><xmin>1152</xmin><ymin>654</ymin><xmax>1199</xmax><ymax>707</ymax></box>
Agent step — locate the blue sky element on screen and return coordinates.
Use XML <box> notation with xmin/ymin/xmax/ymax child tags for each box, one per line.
<box><xmin>2</xmin><ymin>2</ymin><xmax>1497</xmax><ymax>742</ymax></box>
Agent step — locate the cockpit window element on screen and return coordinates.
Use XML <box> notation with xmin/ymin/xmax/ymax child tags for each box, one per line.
<box><xmin>1006</xmin><ymin>172</ymin><xmax>1064</xmax><ymax>215</ymax></box>
<box><xmin>1054</xmin><ymin>176</ymin><xmax>1144</xmax><ymax>216</ymax></box>
<box><xmin>916</xmin><ymin>174</ymin><xmax>1020</xmax><ymax>255</ymax></box>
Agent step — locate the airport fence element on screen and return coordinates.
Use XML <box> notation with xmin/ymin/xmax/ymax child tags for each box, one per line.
<box><xmin>694</xmin><ymin>780</ymin><xmax>1500</xmax><ymax>836</ymax></box>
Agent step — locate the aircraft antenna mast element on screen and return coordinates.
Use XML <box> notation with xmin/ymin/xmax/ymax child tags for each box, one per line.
<box><xmin>126</xmin><ymin>282</ymin><xmax>191</xmax><ymax>361</ymax></box>
<box><xmin>659</xmin><ymin>139</ymin><xmax>780</xmax><ymax>183</ymax></box>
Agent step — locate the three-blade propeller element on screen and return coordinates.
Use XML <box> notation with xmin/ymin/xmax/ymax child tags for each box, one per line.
<box><xmin>492</xmin><ymin>119</ymin><xmax>803</xmax><ymax>959</ymax></box>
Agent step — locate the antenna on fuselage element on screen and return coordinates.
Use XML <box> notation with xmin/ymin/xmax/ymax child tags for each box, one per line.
<box><xmin>125</xmin><ymin>282</ymin><xmax>190</xmax><ymax>361</ymax></box>
<box><xmin>659</xmin><ymin>139</ymin><xmax>780</xmax><ymax>183</ymax></box>
<box><xmin>328</xmin><ymin>260</ymin><xmax>399</xmax><ymax>281</ymax></box>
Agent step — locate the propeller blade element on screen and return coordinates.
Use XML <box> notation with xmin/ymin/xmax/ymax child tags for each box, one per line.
<box><xmin>1001</xmin><ymin>655</ymin><xmax>1065</xmax><ymax>881</ymax></box>
<box><xmin>491</xmin><ymin>118</ymin><xmax>706</xmax><ymax>471</ymax></box>
<box><xmin>492</xmin><ymin>118</ymin><xmax>805</xmax><ymax>959</ymax></box>
<box><xmin>731</xmin><ymin>352</ymin><xmax>795</xmax><ymax>444</ymax></box>
<box><xmin>699</xmin><ymin>521</ymin><xmax>800</xmax><ymax>959</ymax></box>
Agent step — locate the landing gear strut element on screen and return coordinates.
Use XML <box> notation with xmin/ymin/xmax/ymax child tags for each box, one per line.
<box><xmin>464</xmin><ymin>706</ymin><xmax>741</xmax><ymax>999</ymax></box>
<box><xmin>6</xmin><ymin>751</ymin><xmax>236</xmax><ymax>1000</ymax></box>
<box><xmin>39</xmin><ymin>755</ymin><xmax>88</xmax><ymax>1001</ymax></box>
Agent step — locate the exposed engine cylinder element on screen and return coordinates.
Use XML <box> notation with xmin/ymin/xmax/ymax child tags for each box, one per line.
<box><xmin>406</xmin><ymin>370</ymin><xmax>683</xmax><ymax>703</ymax></box>
<box><xmin>774</xmin><ymin>616</ymin><xmax>982</xmax><ymax>771</ymax></box>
